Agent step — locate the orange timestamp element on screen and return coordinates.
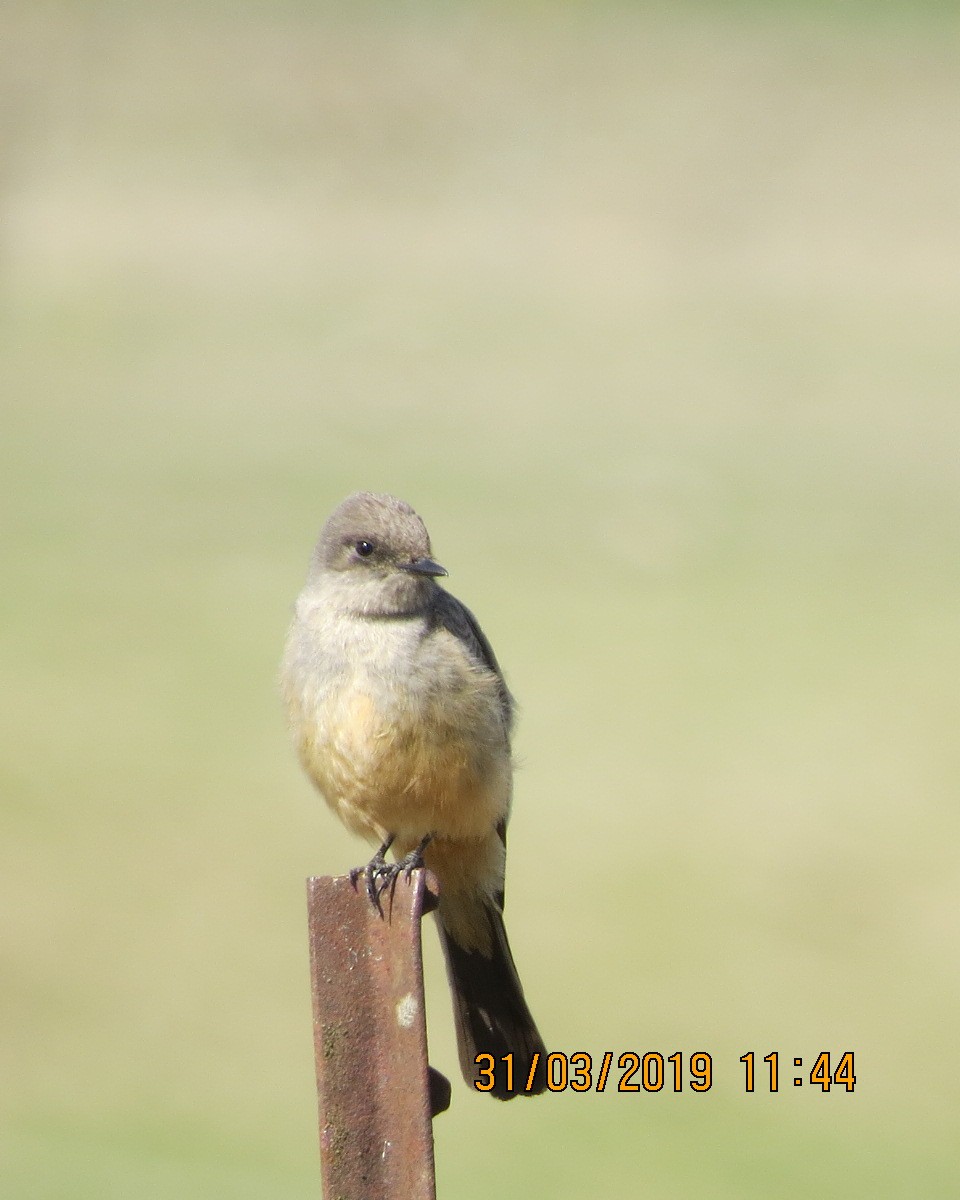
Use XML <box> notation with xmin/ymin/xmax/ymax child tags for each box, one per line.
<box><xmin>474</xmin><ymin>1051</ymin><xmax>715</xmax><ymax>1094</ymax></box>
<box><xmin>473</xmin><ymin>1050</ymin><xmax>858</xmax><ymax>1094</ymax></box>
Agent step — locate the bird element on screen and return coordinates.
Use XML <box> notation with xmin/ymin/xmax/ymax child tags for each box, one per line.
<box><xmin>281</xmin><ymin>491</ymin><xmax>546</xmax><ymax>1098</ymax></box>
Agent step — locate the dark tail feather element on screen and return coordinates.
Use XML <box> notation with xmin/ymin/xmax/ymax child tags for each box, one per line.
<box><xmin>438</xmin><ymin>902</ymin><xmax>547</xmax><ymax>1099</ymax></box>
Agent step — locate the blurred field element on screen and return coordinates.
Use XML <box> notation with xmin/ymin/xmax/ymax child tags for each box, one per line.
<box><xmin>3</xmin><ymin>1</ymin><xmax>960</xmax><ymax>1196</ymax></box>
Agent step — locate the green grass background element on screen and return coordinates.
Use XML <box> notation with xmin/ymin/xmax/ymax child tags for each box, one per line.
<box><xmin>3</xmin><ymin>2</ymin><xmax>959</xmax><ymax>1196</ymax></box>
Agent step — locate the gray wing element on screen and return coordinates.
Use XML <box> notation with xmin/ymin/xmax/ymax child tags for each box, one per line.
<box><xmin>431</xmin><ymin>588</ymin><xmax>515</xmax><ymax>733</ymax></box>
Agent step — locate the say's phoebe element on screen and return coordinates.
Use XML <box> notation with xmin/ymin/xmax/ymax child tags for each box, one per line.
<box><xmin>281</xmin><ymin>491</ymin><xmax>546</xmax><ymax>1099</ymax></box>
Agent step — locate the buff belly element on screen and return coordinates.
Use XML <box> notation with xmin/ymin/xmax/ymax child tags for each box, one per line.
<box><xmin>292</xmin><ymin>685</ymin><xmax>511</xmax><ymax>848</ymax></box>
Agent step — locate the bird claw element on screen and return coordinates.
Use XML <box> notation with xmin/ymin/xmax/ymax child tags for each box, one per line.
<box><xmin>349</xmin><ymin>835</ymin><xmax>431</xmax><ymax>915</ymax></box>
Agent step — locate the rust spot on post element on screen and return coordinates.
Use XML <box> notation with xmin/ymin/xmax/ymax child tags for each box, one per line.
<box><xmin>307</xmin><ymin>870</ymin><xmax>447</xmax><ymax>1200</ymax></box>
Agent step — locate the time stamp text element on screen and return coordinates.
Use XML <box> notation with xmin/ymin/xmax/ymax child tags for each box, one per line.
<box><xmin>474</xmin><ymin>1051</ymin><xmax>857</xmax><ymax>1095</ymax></box>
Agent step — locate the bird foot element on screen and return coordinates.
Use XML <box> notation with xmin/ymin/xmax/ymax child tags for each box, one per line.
<box><xmin>349</xmin><ymin>835</ymin><xmax>432</xmax><ymax>914</ymax></box>
<box><xmin>349</xmin><ymin>835</ymin><xmax>394</xmax><ymax>911</ymax></box>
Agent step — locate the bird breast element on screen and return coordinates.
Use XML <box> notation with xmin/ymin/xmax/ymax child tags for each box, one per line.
<box><xmin>282</xmin><ymin>611</ymin><xmax>511</xmax><ymax>843</ymax></box>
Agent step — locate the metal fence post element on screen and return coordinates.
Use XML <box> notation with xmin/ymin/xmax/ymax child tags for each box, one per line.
<box><xmin>306</xmin><ymin>870</ymin><xmax>449</xmax><ymax>1200</ymax></box>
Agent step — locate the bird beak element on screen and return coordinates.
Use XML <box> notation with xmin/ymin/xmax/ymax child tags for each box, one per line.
<box><xmin>400</xmin><ymin>556</ymin><xmax>448</xmax><ymax>578</ymax></box>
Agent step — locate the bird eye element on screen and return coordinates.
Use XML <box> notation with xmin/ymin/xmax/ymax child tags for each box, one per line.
<box><xmin>354</xmin><ymin>540</ymin><xmax>375</xmax><ymax>557</ymax></box>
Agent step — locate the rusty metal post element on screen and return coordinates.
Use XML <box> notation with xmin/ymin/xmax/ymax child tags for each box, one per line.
<box><xmin>307</xmin><ymin>870</ymin><xmax>448</xmax><ymax>1200</ymax></box>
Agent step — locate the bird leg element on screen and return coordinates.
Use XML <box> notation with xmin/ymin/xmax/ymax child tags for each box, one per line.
<box><xmin>380</xmin><ymin>833</ymin><xmax>433</xmax><ymax>908</ymax></box>
<box><xmin>399</xmin><ymin>833</ymin><xmax>433</xmax><ymax>878</ymax></box>
<box><xmin>351</xmin><ymin>833</ymin><xmax>434</xmax><ymax>913</ymax></box>
<box><xmin>349</xmin><ymin>834</ymin><xmax>395</xmax><ymax>909</ymax></box>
